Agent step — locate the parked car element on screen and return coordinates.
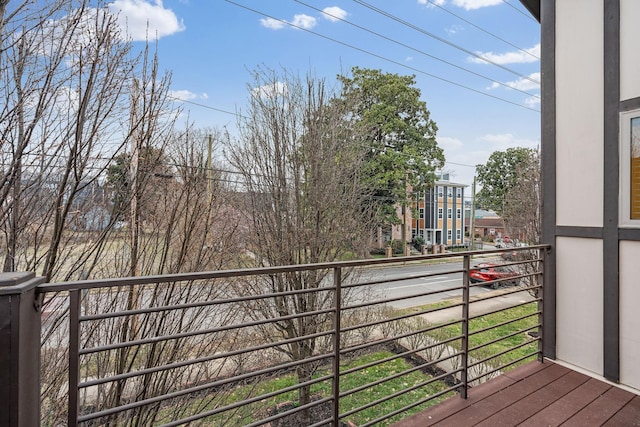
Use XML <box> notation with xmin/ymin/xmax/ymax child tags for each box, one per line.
<box><xmin>501</xmin><ymin>246</ymin><xmax>536</xmax><ymax>262</ymax></box>
<box><xmin>470</xmin><ymin>263</ymin><xmax>520</xmax><ymax>288</ymax></box>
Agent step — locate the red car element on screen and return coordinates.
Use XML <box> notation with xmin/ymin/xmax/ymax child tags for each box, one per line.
<box><xmin>470</xmin><ymin>263</ymin><xmax>520</xmax><ymax>288</ymax></box>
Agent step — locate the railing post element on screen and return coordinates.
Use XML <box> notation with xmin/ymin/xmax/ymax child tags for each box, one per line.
<box><xmin>460</xmin><ymin>255</ymin><xmax>470</xmax><ymax>399</ymax></box>
<box><xmin>538</xmin><ymin>247</ymin><xmax>547</xmax><ymax>363</ymax></box>
<box><xmin>68</xmin><ymin>289</ymin><xmax>81</xmax><ymax>427</ymax></box>
<box><xmin>0</xmin><ymin>272</ymin><xmax>45</xmax><ymax>427</ymax></box>
<box><xmin>332</xmin><ymin>267</ymin><xmax>342</xmax><ymax>427</ymax></box>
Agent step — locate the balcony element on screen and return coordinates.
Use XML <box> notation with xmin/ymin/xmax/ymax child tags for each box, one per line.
<box><xmin>1</xmin><ymin>246</ymin><xmax>562</xmax><ymax>426</ymax></box>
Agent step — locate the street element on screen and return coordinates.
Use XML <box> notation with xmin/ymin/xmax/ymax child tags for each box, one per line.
<box><xmin>358</xmin><ymin>257</ymin><xmax>522</xmax><ymax>309</ymax></box>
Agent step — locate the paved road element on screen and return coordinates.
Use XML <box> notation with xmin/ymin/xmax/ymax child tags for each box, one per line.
<box><xmin>358</xmin><ymin>257</ymin><xmax>513</xmax><ymax>309</ymax></box>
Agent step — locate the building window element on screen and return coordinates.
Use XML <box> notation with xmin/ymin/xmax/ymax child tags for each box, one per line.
<box><xmin>456</xmin><ymin>229</ymin><xmax>461</xmax><ymax>240</ymax></box>
<box><xmin>456</xmin><ymin>188</ymin><xmax>462</xmax><ymax>198</ymax></box>
<box><xmin>419</xmin><ymin>208</ymin><xmax>424</xmax><ymax>219</ymax></box>
<box><xmin>620</xmin><ymin>110</ymin><xmax>640</xmax><ymax>226</ymax></box>
<box><xmin>438</xmin><ymin>208</ymin><xmax>443</xmax><ymax>219</ymax></box>
<box><xmin>437</xmin><ymin>186</ymin><xmax>443</xmax><ymax>198</ymax></box>
<box><xmin>456</xmin><ymin>208</ymin><xmax>461</xmax><ymax>219</ymax></box>
<box><xmin>447</xmin><ymin>208</ymin><xmax>452</xmax><ymax>219</ymax></box>
<box><xmin>447</xmin><ymin>230</ymin><xmax>452</xmax><ymax>241</ymax></box>
<box><xmin>447</xmin><ymin>188</ymin><xmax>452</xmax><ymax>198</ymax></box>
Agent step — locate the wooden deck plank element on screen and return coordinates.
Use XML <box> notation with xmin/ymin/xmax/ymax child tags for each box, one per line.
<box><xmin>393</xmin><ymin>362</ymin><xmax>550</xmax><ymax>427</ymax></box>
<box><xmin>391</xmin><ymin>361</ymin><xmax>640</xmax><ymax>427</ymax></box>
<box><xmin>433</xmin><ymin>362</ymin><xmax>571</xmax><ymax>426</ymax></box>
<box><xmin>475</xmin><ymin>370</ymin><xmax>589</xmax><ymax>427</ymax></box>
<box><xmin>518</xmin><ymin>378</ymin><xmax>612</xmax><ymax>427</ymax></box>
<box><xmin>559</xmin><ymin>386</ymin><xmax>635</xmax><ymax>427</ymax></box>
<box><xmin>602</xmin><ymin>395</ymin><xmax>640</xmax><ymax>426</ymax></box>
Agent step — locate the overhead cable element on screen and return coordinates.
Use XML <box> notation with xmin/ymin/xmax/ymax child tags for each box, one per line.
<box><xmin>224</xmin><ymin>0</ymin><xmax>540</xmax><ymax>113</ymax></box>
<box><xmin>351</xmin><ymin>0</ymin><xmax>540</xmax><ymax>85</ymax></box>
<box><xmin>295</xmin><ymin>0</ymin><xmax>539</xmax><ymax>99</ymax></box>
<box><xmin>422</xmin><ymin>0</ymin><xmax>539</xmax><ymax>60</ymax></box>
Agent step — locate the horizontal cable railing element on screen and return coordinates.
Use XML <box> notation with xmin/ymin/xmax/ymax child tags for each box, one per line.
<box><xmin>35</xmin><ymin>245</ymin><xmax>548</xmax><ymax>426</ymax></box>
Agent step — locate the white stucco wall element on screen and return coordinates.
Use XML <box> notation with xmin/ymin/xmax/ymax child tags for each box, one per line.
<box><xmin>619</xmin><ymin>241</ymin><xmax>640</xmax><ymax>391</ymax></box>
<box><xmin>555</xmin><ymin>0</ymin><xmax>603</xmax><ymax>227</ymax></box>
<box><xmin>620</xmin><ymin>1</ymin><xmax>640</xmax><ymax>100</ymax></box>
<box><xmin>556</xmin><ymin>237</ymin><xmax>603</xmax><ymax>376</ymax></box>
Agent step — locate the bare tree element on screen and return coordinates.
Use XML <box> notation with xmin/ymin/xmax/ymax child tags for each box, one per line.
<box><xmin>502</xmin><ymin>149</ymin><xmax>541</xmax><ymax>291</ymax></box>
<box><xmin>0</xmin><ymin>0</ymin><xmax>137</xmax><ymax>280</ymax></box>
<box><xmin>227</xmin><ymin>67</ymin><xmax>375</xmax><ymax>424</ymax></box>
<box><xmin>503</xmin><ymin>149</ymin><xmax>540</xmax><ymax>245</ymax></box>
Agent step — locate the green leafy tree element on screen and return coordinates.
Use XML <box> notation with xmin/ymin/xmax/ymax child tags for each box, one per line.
<box><xmin>336</xmin><ymin>67</ymin><xmax>444</xmax><ymax>229</ymax></box>
<box><xmin>475</xmin><ymin>147</ymin><xmax>538</xmax><ymax>216</ymax></box>
<box><xmin>106</xmin><ymin>147</ymin><xmax>173</xmax><ymax>221</ymax></box>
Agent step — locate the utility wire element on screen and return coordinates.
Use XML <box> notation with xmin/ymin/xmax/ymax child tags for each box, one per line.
<box><xmin>295</xmin><ymin>0</ymin><xmax>539</xmax><ymax>99</ymax></box>
<box><xmin>166</xmin><ymin>95</ymin><xmax>247</xmax><ymax>119</ymax></box>
<box><xmin>224</xmin><ymin>0</ymin><xmax>539</xmax><ymax>113</ymax></box>
<box><xmin>501</xmin><ymin>0</ymin><xmax>539</xmax><ymax>22</ymax></box>
<box><xmin>422</xmin><ymin>0</ymin><xmax>539</xmax><ymax>60</ymax></box>
<box><xmin>445</xmin><ymin>161</ymin><xmax>477</xmax><ymax>169</ymax></box>
<box><xmin>351</xmin><ymin>0</ymin><xmax>540</xmax><ymax>85</ymax></box>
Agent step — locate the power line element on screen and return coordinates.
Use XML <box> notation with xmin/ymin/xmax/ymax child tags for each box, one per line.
<box><xmin>224</xmin><ymin>1</ymin><xmax>539</xmax><ymax>113</ymax></box>
<box><xmin>501</xmin><ymin>0</ymin><xmax>539</xmax><ymax>22</ymax></box>
<box><xmin>166</xmin><ymin>95</ymin><xmax>248</xmax><ymax>119</ymax></box>
<box><xmin>445</xmin><ymin>161</ymin><xmax>477</xmax><ymax>169</ymax></box>
<box><xmin>351</xmin><ymin>0</ymin><xmax>540</xmax><ymax>85</ymax></box>
<box><xmin>422</xmin><ymin>0</ymin><xmax>539</xmax><ymax>60</ymax></box>
<box><xmin>295</xmin><ymin>0</ymin><xmax>539</xmax><ymax>99</ymax></box>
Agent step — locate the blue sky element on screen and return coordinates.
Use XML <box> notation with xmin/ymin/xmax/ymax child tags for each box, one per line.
<box><xmin>109</xmin><ymin>0</ymin><xmax>541</xmax><ymax>188</ymax></box>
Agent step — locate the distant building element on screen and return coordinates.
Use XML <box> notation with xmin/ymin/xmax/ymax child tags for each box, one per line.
<box><xmin>410</xmin><ymin>174</ymin><xmax>467</xmax><ymax>246</ymax></box>
<box><xmin>464</xmin><ymin>209</ymin><xmax>505</xmax><ymax>239</ymax></box>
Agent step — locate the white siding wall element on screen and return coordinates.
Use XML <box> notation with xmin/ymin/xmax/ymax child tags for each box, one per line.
<box><xmin>620</xmin><ymin>1</ymin><xmax>640</xmax><ymax>100</ymax></box>
<box><xmin>556</xmin><ymin>237</ymin><xmax>603</xmax><ymax>375</ymax></box>
<box><xmin>555</xmin><ymin>0</ymin><xmax>603</xmax><ymax>227</ymax></box>
<box><xmin>618</xmin><ymin>0</ymin><xmax>640</xmax><ymax>393</ymax></box>
<box><xmin>620</xmin><ymin>243</ymin><xmax>640</xmax><ymax>391</ymax></box>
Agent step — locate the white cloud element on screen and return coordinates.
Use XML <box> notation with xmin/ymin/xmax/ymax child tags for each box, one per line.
<box><xmin>261</xmin><ymin>14</ymin><xmax>316</xmax><ymax>30</ymax></box>
<box><xmin>406</xmin><ymin>56</ymin><xmax>414</xmax><ymax>62</ymax></box>
<box><xmin>438</xmin><ymin>136</ymin><xmax>464</xmax><ymax>151</ymax></box>
<box><xmin>488</xmin><ymin>72</ymin><xmax>541</xmax><ymax>91</ymax></box>
<box><xmin>445</xmin><ymin>24</ymin><xmax>464</xmax><ymax>35</ymax></box>
<box><xmin>419</xmin><ymin>0</ymin><xmax>503</xmax><ymax>9</ymax></box>
<box><xmin>470</xmin><ymin>43</ymin><xmax>540</xmax><ymax>65</ymax></box>
<box><xmin>260</xmin><ymin>17</ymin><xmax>286</xmax><ymax>30</ymax></box>
<box><xmin>322</xmin><ymin>6</ymin><xmax>347</xmax><ymax>22</ymax></box>
<box><xmin>291</xmin><ymin>14</ymin><xmax>317</xmax><ymax>29</ymax></box>
<box><xmin>108</xmin><ymin>0</ymin><xmax>185</xmax><ymax>41</ymax></box>
<box><xmin>252</xmin><ymin>81</ymin><xmax>288</xmax><ymax>99</ymax></box>
<box><xmin>480</xmin><ymin>133</ymin><xmax>539</xmax><ymax>151</ymax></box>
<box><xmin>169</xmin><ymin>89</ymin><xmax>208</xmax><ymax>101</ymax></box>
<box><xmin>418</xmin><ymin>0</ymin><xmax>445</xmax><ymax>6</ymax></box>
<box><xmin>525</xmin><ymin>95</ymin><xmax>541</xmax><ymax>107</ymax></box>
<box><xmin>451</xmin><ymin>0</ymin><xmax>502</xmax><ymax>10</ymax></box>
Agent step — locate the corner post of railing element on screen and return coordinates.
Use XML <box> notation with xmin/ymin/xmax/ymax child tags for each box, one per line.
<box><xmin>460</xmin><ymin>255</ymin><xmax>470</xmax><ymax>399</ymax></box>
<box><xmin>537</xmin><ymin>246</ymin><xmax>547</xmax><ymax>363</ymax></box>
<box><xmin>332</xmin><ymin>267</ymin><xmax>342</xmax><ymax>426</ymax></box>
<box><xmin>68</xmin><ymin>289</ymin><xmax>81</xmax><ymax>427</ymax></box>
<box><xmin>0</xmin><ymin>272</ymin><xmax>45</xmax><ymax>427</ymax></box>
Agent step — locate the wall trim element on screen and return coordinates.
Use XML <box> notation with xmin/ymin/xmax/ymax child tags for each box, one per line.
<box><xmin>602</xmin><ymin>0</ymin><xmax>620</xmax><ymax>383</ymax></box>
<box><xmin>619</xmin><ymin>228</ymin><xmax>640</xmax><ymax>241</ymax></box>
<box><xmin>620</xmin><ymin>96</ymin><xmax>640</xmax><ymax>112</ymax></box>
<box><xmin>540</xmin><ymin>0</ymin><xmax>556</xmax><ymax>360</ymax></box>
<box><xmin>555</xmin><ymin>226</ymin><xmax>603</xmax><ymax>239</ymax></box>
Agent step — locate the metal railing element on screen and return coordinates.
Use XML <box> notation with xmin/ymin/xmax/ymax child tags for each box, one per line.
<box><xmin>2</xmin><ymin>245</ymin><xmax>549</xmax><ymax>427</ymax></box>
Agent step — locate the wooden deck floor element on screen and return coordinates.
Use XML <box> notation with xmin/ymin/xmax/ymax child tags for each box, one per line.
<box><xmin>393</xmin><ymin>361</ymin><xmax>640</xmax><ymax>426</ymax></box>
